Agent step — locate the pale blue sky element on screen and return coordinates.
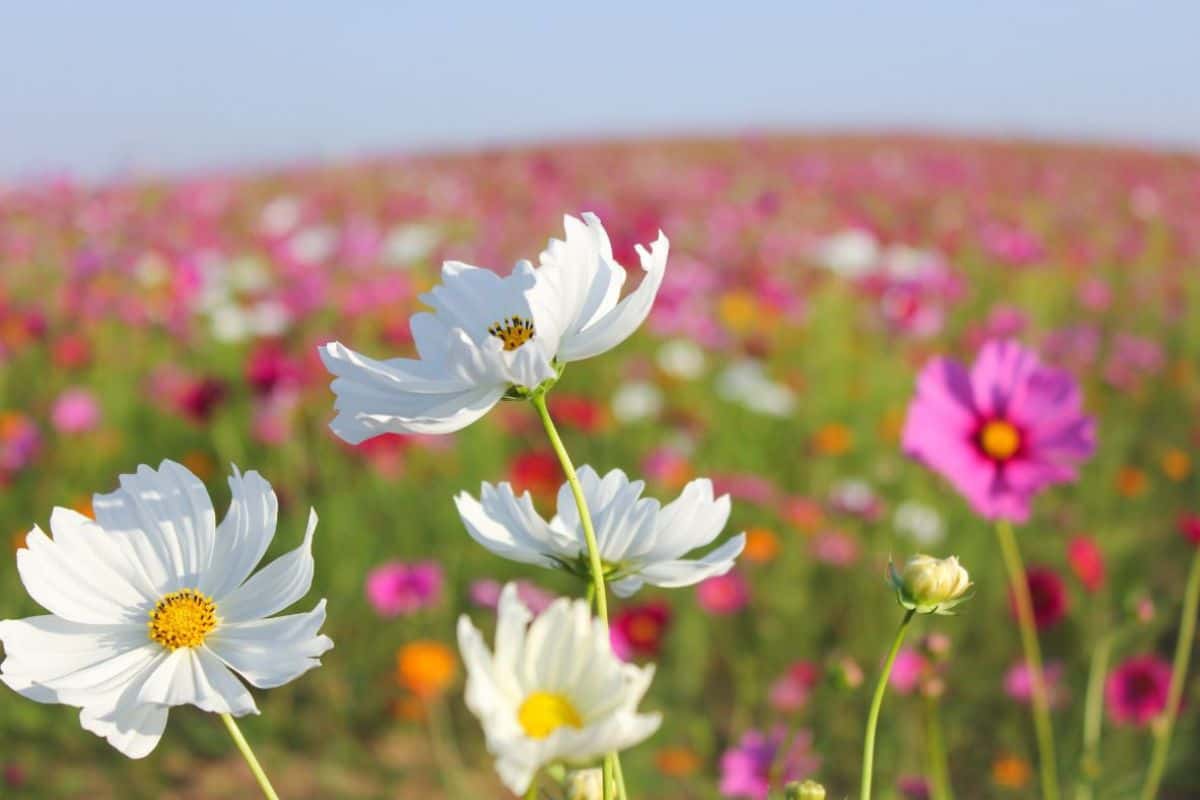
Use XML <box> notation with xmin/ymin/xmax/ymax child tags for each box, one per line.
<box><xmin>1</xmin><ymin>2</ymin><xmax>1197</xmax><ymax>181</ymax></box>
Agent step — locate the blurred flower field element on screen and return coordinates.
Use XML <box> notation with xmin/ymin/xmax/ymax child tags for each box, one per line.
<box><xmin>2</xmin><ymin>134</ymin><xmax>1200</xmax><ymax>798</ymax></box>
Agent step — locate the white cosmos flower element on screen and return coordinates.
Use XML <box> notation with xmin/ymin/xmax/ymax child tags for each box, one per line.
<box><xmin>457</xmin><ymin>583</ymin><xmax>661</xmax><ymax>794</ymax></box>
<box><xmin>319</xmin><ymin>213</ymin><xmax>669</xmax><ymax>441</ymax></box>
<box><xmin>0</xmin><ymin>460</ymin><xmax>332</xmax><ymax>758</ymax></box>
<box><xmin>455</xmin><ymin>466</ymin><xmax>746</xmax><ymax>597</ymax></box>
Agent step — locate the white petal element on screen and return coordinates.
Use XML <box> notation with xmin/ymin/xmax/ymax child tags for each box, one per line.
<box><xmin>319</xmin><ymin>340</ymin><xmax>506</xmax><ymax>440</ymax></box>
<box><xmin>136</xmin><ymin>647</ymin><xmax>257</xmax><ymax>714</ymax></box>
<box><xmin>557</xmin><ymin>228</ymin><xmax>668</xmax><ymax>362</ymax></box>
<box><xmin>216</xmin><ymin>509</ymin><xmax>317</xmax><ymax>623</ymax></box>
<box><xmin>0</xmin><ymin>616</ymin><xmax>147</xmax><ymax>703</ymax></box>
<box><xmin>200</xmin><ymin>467</ymin><xmax>278</xmax><ymax>599</ymax></box>
<box><xmin>632</xmin><ymin>534</ymin><xmax>746</xmax><ymax>588</ymax></box>
<box><xmin>80</xmin><ymin>700</ymin><xmax>169</xmax><ymax>759</ymax></box>
<box><xmin>638</xmin><ymin>479</ymin><xmax>731</xmax><ymax>562</ymax></box>
<box><xmin>47</xmin><ymin>508</ymin><xmax>159</xmax><ymax>603</ymax></box>
<box><xmin>207</xmin><ymin>600</ymin><xmax>333</xmax><ymax>688</ymax></box>
<box><xmin>16</xmin><ymin>527</ymin><xmax>144</xmax><ymax>625</ymax></box>
<box><xmin>455</xmin><ymin>484</ymin><xmax>564</xmax><ymax>567</ymax></box>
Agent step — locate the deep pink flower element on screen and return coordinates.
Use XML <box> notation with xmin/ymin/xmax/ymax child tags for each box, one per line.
<box><xmin>897</xmin><ymin>775</ymin><xmax>931</xmax><ymax>800</ymax></box>
<box><xmin>696</xmin><ymin>571</ymin><xmax>749</xmax><ymax>615</ymax></box>
<box><xmin>1010</xmin><ymin>567</ymin><xmax>1069</xmax><ymax>630</ymax></box>
<box><xmin>719</xmin><ymin>727</ymin><xmax>820</xmax><ymax>799</ymax></box>
<box><xmin>889</xmin><ymin>649</ymin><xmax>927</xmax><ymax>695</ymax></box>
<box><xmin>1004</xmin><ymin>660</ymin><xmax>1069</xmax><ymax>709</ymax></box>
<box><xmin>1066</xmin><ymin>535</ymin><xmax>1106</xmax><ymax>593</ymax></box>
<box><xmin>610</xmin><ymin>601</ymin><xmax>672</xmax><ymax>661</ymax></box>
<box><xmin>245</xmin><ymin>340</ymin><xmax>305</xmax><ymax>396</ymax></box>
<box><xmin>1175</xmin><ymin>513</ymin><xmax>1200</xmax><ymax>547</ymax></box>
<box><xmin>50</xmin><ymin>388</ymin><xmax>101</xmax><ymax>434</ymax></box>
<box><xmin>1106</xmin><ymin>654</ymin><xmax>1173</xmax><ymax>727</ymax></box>
<box><xmin>768</xmin><ymin>661</ymin><xmax>821</xmax><ymax>713</ymax></box>
<box><xmin>902</xmin><ymin>339</ymin><xmax>1095</xmax><ymax>522</ymax></box>
<box><xmin>365</xmin><ymin>561</ymin><xmax>443</xmax><ymax>616</ymax></box>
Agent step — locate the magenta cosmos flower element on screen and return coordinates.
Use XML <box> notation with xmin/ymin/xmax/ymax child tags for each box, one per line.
<box><xmin>902</xmin><ymin>339</ymin><xmax>1095</xmax><ymax>522</ymax></box>
<box><xmin>1106</xmin><ymin>654</ymin><xmax>1173</xmax><ymax>727</ymax></box>
<box><xmin>610</xmin><ymin>600</ymin><xmax>672</xmax><ymax>661</ymax></box>
<box><xmin>719</xmin><ymin>727</ymin><xmax>820</xmax><ymax>799</ymax></box>
<box><xmin>364</xmin><ymin>561</ymin><xmax>442</xmax><ymax>616</ymax></box>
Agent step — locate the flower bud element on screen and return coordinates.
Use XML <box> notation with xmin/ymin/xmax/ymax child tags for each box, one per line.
<box><xmin>889</xmin><ymin>554</ymin><xmax>972</xmax><ymax>614</ymax></box>
<box><xmin>565</xmin><ymin>768</ymin><xmax>604</xmax><ymax>800</ymax></box>
<box><xmin>785</xmin><ymin>779</ymin><xmax>827</xmax><ymax>800</ymax></box>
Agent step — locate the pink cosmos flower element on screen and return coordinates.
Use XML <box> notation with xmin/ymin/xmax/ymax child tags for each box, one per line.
<box><xmin>810</xmin><ymin>530</ymin><xmax>860</xmax><ymax>567</ymax></box>
<box><xmin>768</xmin><ymin>661</ymin><xmax>821</xmax><ymax>713</ymax></box>
<box><xmin>1106</xmin><ymin>654</ymin><xmax>1173</xmax><ymax>727</ymax></box>
<box><xmin>902</xmin><ymin>339</ymin><xmax>1095</xmax><ymax>522</ymax></box>
<box><xmin>365</xmin><ymin>560</ymin><xmax>443</xmax><ymax>616</ymax></box>
<box><xmin>1066</xmin><ymin>535</ymin><xmax>1106</xmax><ymax>593</ymax></box>
<box><xmin>50</xmin><ymin>388</ymin><xmax>101</xmax><ymax>434</ymax></box>
<box><xmin>696</xmin><ymin>571</ymin><xmax>750</xmax><ymax>615</ymax></box>
<box><xmin>1011</xmin><ymin>566</ymin><xmax>1069</xmax><ymax>630</ymax></box>
<box><xmin>1005</xmin><ymin>660</ymin><xmax>1069</xmax><ymax>709</ymax></box>
<box><xmin>468</xmin><ymin>579</ymin><xmax>556</xmax><ymax>615</ymax></box>
<box><xmin>889</xmin><ymin>649</ymin><xmax>927</xmax><ymax>695</ymax></box>
<box><xmin>719</xmin><ymin>727</ymin><xmax>820</xmax><ymax>799</ymax></box>
<box><xmin>610</xmin><ymin>601</ymin><xmax>672</xmax><ymax>661</ymax></box>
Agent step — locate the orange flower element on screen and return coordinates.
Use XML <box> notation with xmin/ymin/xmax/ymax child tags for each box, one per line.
<box><xmin>654</xmin><ymin>746</ymin><xmax>701</xmax><ymax>778</ymax></box>
<box><xmin>992</xmin><ymin>754</ymin><xmax>1031</xmax><ymax>789</ymax></box>
<box><xmin>813</xmin><ymin>423</ymin><xmax>853</xmax><ymax>456</ymax></box>
<box><xmin>1161</xmin><ymin>449</ymin><xmax>1191</xmax><ymax>482</ymax></box>
<box><xmin>742</xmin><ymin>527</ymin><xmax>781</xmax><ymax>563</ymax></box>
<box><xmin>70</xmin><ymin>495</ymin><xmax>94</xmax><ymax>519</ymax></box>
<box><xmin>718</xmin><ymin>291</ymin><xmax>759</xmax><ymax>335</ymax></box>
<box><xmin>181</xmin><ymin>451</ymin><xmax>216</xmax><ymax>482</ymax></box>
<box><xmin>1115</xmin><ymin>466</ymin><xmax>1147</xmax><ymax>498</ymax></box>
<box><xmin>396</xmin><ymin>640</ymin><xmax>457</xmax><ymax>700</ymax></box>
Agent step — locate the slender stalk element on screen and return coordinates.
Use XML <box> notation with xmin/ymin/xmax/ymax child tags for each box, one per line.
<box><xmin>531</xmin><ymin>392</ymin><xmax>623</xmax><ymax>800</ymax></box>
<box><xmin>860</xmin><ymin>609</ymin><xmax>916</xmax><ymax>800</ymax></box>
<box><xmin>219</xmin><ymin>713</ymin><xmax>281</xmax><ymax>800</ymax></box>
<box><xmin>612</xmin><ymin>753</ymin><xmax>629</xmax><ymax>798</ymax></box>
<box><xmin>427</xmin><ymin>698</ymin><xmax>470</xmax><ymax>797</ymax></box>
<box><xmin>1138</xmin><ymin>548</ymin><xmax>1200</xmax><ymax>800</ymax></box>
<box><xmin>924</xmin><ymin>695</ymin><xmax>953</xmax><ymax>800</ymax></box>
<box><xmin>1075</xmin><ymin>633</ymin><xmax>1114</xmax><ymax>800</ymax></box>
<box><xmin>995</xmin><ymin>520</ymin><xmax>1060</xmax><ymax>800</ymax></box>
<box><xmin>525</xmin><ymin>778</ymin><xmax>539</xmax><ymax>800</ymax></box>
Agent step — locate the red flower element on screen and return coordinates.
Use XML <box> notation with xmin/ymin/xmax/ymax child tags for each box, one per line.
<box><xmin>1179</xmin><ymin>513</ymin><xmax>1200</xmax><ymax>546</ymax></box>
<box><xmin>549</xmin><ymin>394</ymin><xmax>607</xmax><ymax>433</ymax></box>
<box><xmin>1011</xmin><ymin>566</ymin><xmax>1069</xmax><ymax>630</ymax></box>
<box><xmin>1106</xmin><ymin>654</ymin><xmax>1173</xmax><ymax>727</ymax></box>
<box><xmin>1066</xmin><ymin>535</ymin><xmax>1106</xmax><ymax>593</ymax></box>
<box><xmin>611</xmin><ymin>601</ymin><xmax>672</xmax><ymax>661</ymax></box>
<box><xmin>507</xmin><ymin>450</ymin><xmax>562</xmax><ymax>499</ymax></box>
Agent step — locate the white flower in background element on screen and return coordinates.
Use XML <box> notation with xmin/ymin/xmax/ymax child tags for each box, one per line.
<box><xmin>259</xmin><ymin>195</ymin><xmax>302</xmax><ymax>236</ymax></box>
<box><xmin>320</xmin><ymin>213</ymin><xmax>669</xmax><ymax>440</ymax></box>
<box><xmin>382</xmin><ymin>223</ymin><xmax>442</xmax><ymax>266</ymax></box>
<box><xmin>716</xmin><ymin>359</ymin><xmax>796</xmax><ymax>417</ymax></box>
<box><xmin>0</xmin><ymin>460</ymin><xmax>332</xmax><ymax>758</ymax></box>
<box><xmin>455</xmin><ymin>466</ymin><xmax>745</xmax><ymax>597</ymax></box>
<box><xmin>288</xmin><ymin>224</ymin><xmax>338</xmax><ymax>264</ymax></box>
<box><xmin>611</xmin><ymin>380</ymin><xmax>664</xmax><ymax>423</ymax></box>
<box><xmin>893</xmin><ymin>501</ymin><xmax>945</xmax><ymax>545</ymax></box>
<box><xmin>815</xmin><ymin>228</ymin><xmax>878</xmax><ymax>278</ymax></box>
<box><xmin>656</xmin><ymin>338</ymin><xmax>706</xmax><ymax>380</ymax></box>
<box><xmin>879</xmin><ymin>244</ymin><xmax>943</xmax><ymax>281</ymax></box>
<box><xmin>457</xmin><ymin>584</ymin><xmax>661</xmax><ymax>794</ymax></box>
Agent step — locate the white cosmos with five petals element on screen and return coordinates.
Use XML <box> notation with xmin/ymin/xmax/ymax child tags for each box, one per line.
<box><xmin>455</xmin><ymin>466</ymin><xmax>746</xmax><ymax>597</ymax></box>
<box><xmin>458</xmin><ymin>583</ymin><xmax>661</xmax><ymax>794</ymax></box>
<box><xmin>318</xmin><ymin>213</ymin><xmax>669</xmax><ymax>440</ymax></box>
<box><xmin>0</xmin><ymin>460</ymin><xmax>333</xmax><ymax>758</ymax></box>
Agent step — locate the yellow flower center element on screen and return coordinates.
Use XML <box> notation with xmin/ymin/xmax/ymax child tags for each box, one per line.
<box><xmin>517</xmin><ymin>691</ymin><xmax>583</xmax><ymax>739</ymax></box>
<box><xmin>488</xmin><ymin>316</ymin><xmax>535</xmax><ymax>351</ymax></box>
<box><xmin>148</xmin><ymin>589</ymin><xmax>218</xmax><ymax>650</ymax></box>
<box><xmin>979</xmin><ymin>419</ymin><xmax>1021</xmax><ymax>461</ymax></box>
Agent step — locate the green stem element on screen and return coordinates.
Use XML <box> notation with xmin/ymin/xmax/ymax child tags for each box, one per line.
<box><xmin>860</xmin><ymin>609</ymin><xmax>915</xmax><ymax>800</ymax></box>
<box><xmin>531</xmin><ymin>392</ymin><xmax>623</xmax><ymax>800</ymax></box>
<box><xmin>1138</xmin><ymin>547</ymin><xmax>1200</xmax><ymax>800</ymax></box>
<box><xmin>995</xmin><ymin>520</ymin><xmax>1060</xmax><ymax>800</ymax></box>
<box><xmin>219</xmin><ymin>713</ymin><xmax>281</xmax><ymax>800</ymax></box>
<box><xmin>1075</xmin><ymin>633</ymin><xmax>1114</xmax><ymax>800</ymax></box>
<box><xmin>427</xmin><ymin>698</ymin><xmax>469</xmax><ymax>797</ymax></box>
<box><xmin>525</xmin><ymin>778</ymin><xmax>539</xmax><ymax>800</ymax></box>
<box><xmin>924</xmin><ymin>696</ymin><xmax>953</xmax><ymax>800</ymax></box>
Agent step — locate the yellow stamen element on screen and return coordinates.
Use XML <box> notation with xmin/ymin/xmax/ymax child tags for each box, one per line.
<box><xmin>148</xmin><ymin>589</ymin><xmax>218</xmax><ymax>650</ymax></box>
<box><xmin>980</xmin><ymin>419</ymin><xmax>1021</xmax><ymax>461</ymax></box>
<box><xmin>488</xmin><ymin>316</ymin><xmax>535</xmax><ymax>351</ymax></box>
<box><xmin>517</xmin><ymin>691</ymin><xmax>583</xmax><ymax>739</ymax></box>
